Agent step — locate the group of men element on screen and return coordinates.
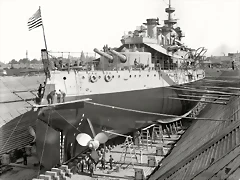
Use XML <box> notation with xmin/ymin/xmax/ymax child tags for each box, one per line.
<box><xmin>74</xmin><ymin>153</ymin><xmax>114</xmax><ymax>177</ymax></box>
<box><xmin>38</xmin><ymin>82</ymin><xmax>66</xmax><ymax>104</ymax></box>
<box><xmin>47</xmin><ymin>89</ymin><xmax>66</xmax><ymax>104</ymax></box>
<box><xmin>77</xmin><ymin>156</ymin><xmax>94</xmax><ymax>176</ymax></box>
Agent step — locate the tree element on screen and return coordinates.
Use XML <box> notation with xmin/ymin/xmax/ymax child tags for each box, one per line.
<box><xmin>9</xmin><ymin>59</ymin><xmax>18</xmax><ymax>64</ymax></box>
<box><xmin>80</xmin><ymin>51</ymin><xmax>86</xmax><ymax>63</ymax></box>
<box><xmin>19</xmin><ymin>58</ymin><xmax>30</xmax><ymax>64</ymax></box>
<box><xmin>31</xmin><ymin>59</ymin><xmax>40</xmax><ymax>64</ymax></box>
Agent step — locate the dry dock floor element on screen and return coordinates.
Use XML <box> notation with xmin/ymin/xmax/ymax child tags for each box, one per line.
<box><xmin>66</xmin><ymin>135</ymin><xmax>179</xmax><ymax>180</ymax></box>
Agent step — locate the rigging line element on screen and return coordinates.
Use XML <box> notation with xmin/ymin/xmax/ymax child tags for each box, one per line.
<box><xmin>85</xmin><ymin>101</ymin><xmax>229</xmax><ymax>122</ymax></box>
<box><xmin>0</xmin><ymin>113</ymin><xmax>24</xmax><ymax>154</ymax></box>
<box><xmin>37</xmin><ymin>110</ymin><xmax>51</xmax><ymax>176</ymax></box>
<box><xmin>162</xmin><ymin>0</ymin><xmax>168</xmax><ymax>6</ymax></box>
<box><xmin>0</xmin><ymin>79</ymin><xmax>34</xmax><ymax>106</ymax></box>
<box><xmin>53</xmin><ymin>110</ymin><xmax>81</xmax><ymax>133</ymax></box>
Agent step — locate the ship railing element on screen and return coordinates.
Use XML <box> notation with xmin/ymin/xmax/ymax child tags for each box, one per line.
<box><xmin>49</xmin><ymin>63</ymin><xmax>203</xmax><ymax>75</ymax></box>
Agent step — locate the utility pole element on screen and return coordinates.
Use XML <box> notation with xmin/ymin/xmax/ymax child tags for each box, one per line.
<box><xmin>26</xmin><ymin>50</ymin><xmax>28</xmax><ymax>60</ymax></box>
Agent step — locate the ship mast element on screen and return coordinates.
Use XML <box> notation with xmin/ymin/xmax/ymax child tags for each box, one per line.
<box><xmin>164</xmin><ymin>0</ymin><xmax>177</xmax><ymax>45</ymax></box>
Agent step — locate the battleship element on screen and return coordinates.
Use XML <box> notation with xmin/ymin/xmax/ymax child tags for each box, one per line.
<box><xmin>32</xmin><ymin>0</ymin><xmax>210</xmax><ymax>170</ymax></box>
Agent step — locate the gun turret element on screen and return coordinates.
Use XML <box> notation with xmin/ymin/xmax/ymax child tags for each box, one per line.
<box><xmin>109</xmin><ymin>49</ymin><xmax>127</xmax><ymax>63</ymax></box>
<box><xmin>94</xmin><ymin>48</ymin><xmax>113</xmax><ymax>60</ymax></box>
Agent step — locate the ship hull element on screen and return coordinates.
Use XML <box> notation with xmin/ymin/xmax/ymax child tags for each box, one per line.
<box><xmin>37</xmin><ymin>83</ymin><xmax>200</xmax><ymax>169</ymax></box>
<box><xmin>39</xmin><ymin>85</ymin><xmax>198</xmax><ymax>131</ymax></box>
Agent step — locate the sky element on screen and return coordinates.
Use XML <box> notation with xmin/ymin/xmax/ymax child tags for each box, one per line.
<box><xmin>0</xmin><ymin>0</ymin><xmax>240</xmax><ymax>63</ymax></box>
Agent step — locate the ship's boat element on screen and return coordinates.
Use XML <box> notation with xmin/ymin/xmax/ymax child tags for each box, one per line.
<box><xmin>33</xmin><ymin>1</ymin><xmax>211</xmax><ymax>170</ymax></box>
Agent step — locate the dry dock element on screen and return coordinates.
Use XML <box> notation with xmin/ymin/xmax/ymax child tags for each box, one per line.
<box><xmin>31</xmin><ymin>95</ymin><xmax>240</xmax><ymax>180</ymax></box>
<box><xmin>0</xmin><ymin>75</ymin><xmax>45</xmax><ymax>155</ymax></box>
<box><xmin>149</xmin><ymin>95</ymin><xmax>240</xmax><ymax>180</ymax></box>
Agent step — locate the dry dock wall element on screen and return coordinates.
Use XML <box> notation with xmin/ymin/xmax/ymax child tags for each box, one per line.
<box><xmin>149</xmin><ymin>95</ymin><xmax>240</xmax><ymax>179</ymax></box>
<box><xmin>0</xmin><ymin>75</ymin><xmax>45</xmax><ymax>155</ymax></box>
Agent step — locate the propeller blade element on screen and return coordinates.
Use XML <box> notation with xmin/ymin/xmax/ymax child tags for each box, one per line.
<box><xmin>94</xmin><ymin>132</ymin><xmax>109</xmax><ymax>144</ymax></box>
<box><xmin>76</xmin><ymin>133</ymin><xmax>92</xmax><ymax>146</ymax></box>
<box><xmin>28</xmin><ymin>126</ymin><xmax>36</xmax><ymax>142</ymax></box>
<box><xmin>90</xmin><ymin>150</ymin><xmax>100</xmax><ymax>163</ymax></box>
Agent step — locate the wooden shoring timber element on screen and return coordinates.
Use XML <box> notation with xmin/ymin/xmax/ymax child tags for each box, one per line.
<box><xmin>167</xmin><ymin>86</ymin><xmax>239</xmax><ymax>96</ymax></box>
<box><xmin>204</xmin><ymin>75</ymin><xmax>240</xmax><ymax>79</ymax></box>
<box><xmin>12</xmin><ymin>92</ymin><xmax>33</xmax><ymax>106</ymax></box>
<box><xmin>178</xmin><ymin>94</ymin><xmax>229</xmax><ymax>101</ymax></box>
<box><xmin>12</xmin><ymin>89</ymin><xmax>38</xmax><ymax>93</ymax></box>
<box><xmin>203</xmin><ymin>86</ymin><xmax>240</xmax><ymax>91</ymax></box>
<box><xmin>168</xmin><ymin>97</ymin><xmax>227</xmax><ymax>105</ymax></box>
<box><xmin>182</xmin><ymin>85</ymin><xmax>240</xmax><ymax>91</ymax></box>
<box><xmin>200</xmin><ymin>93</ymin><xmax>231</xmax><ymax>97</ymax></box>
<box><xmin>0</xmin><ymin>98</ymin><xmax>35</xmax><ymax>104</ymax></box>
<box><xmin>202</xmin><ymin>79</ymin><xmax>239</xmax><ymax>83</ymax></box>
<box><xmin>103</xmin><ymin>130</ymin><xmax>133</xmax><ymax>138</ymax></box>
<box><xmin>142</xmin><ymin>124</ymin><xmax>156</xmax><ymax>131</ymax></box>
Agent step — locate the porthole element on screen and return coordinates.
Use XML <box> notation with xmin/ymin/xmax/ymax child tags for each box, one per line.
<box><xmin>134</xmin><ymin>75</ymin><xmax>136</xmax><ymax>77</ymax></box>
<box><xmin>147</xmin><ymin>75</ymin><xmax>149</xmax><ymax>77</ymax></box>
<box><xmin>99</xmin><ymin>76</ymin><xmax>101</xmax><ymax>79</ymax></box>
<box><xmin>130</xmin><ymin>75</ymin><xmax>132</xmax><ymax>78</ymax></box>
<box><xmin>118</xmin><ymin>75</ymin><xmax>120</xmax><ymax>78</ymax></box>
<box><xmin>63</xmin><ymin>77</ymin><xmax>66</xmax><ymax>80</ymax></box>
<box><xmin>82</xmin><ymin>76</ymin><xmax>85</xmax><ymax>79</ymax></box>
<box><xmin>154</xmin><ymin>74</ymin><xmax>156</xmax><ymax>77</ymax></box>
<box><xmin>112</xmin><ymin>75</ymin><xmax>114</xmax><ymax>78</ymax></box>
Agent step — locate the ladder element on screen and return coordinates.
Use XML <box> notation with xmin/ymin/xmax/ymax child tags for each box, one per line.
<box><xmin>120</xmin><ymin>136</ymin><xmax>138</xmax><ymax>168</ymax></box>
<box><xmin>141</xmin><ymin>124</ymin><xmax>155</xmax><ymax>150</ymax></box>
<box><xmin>151</xmin><ymin>124</ymin><xmax>164</xmax><ymax>143</ymax></box>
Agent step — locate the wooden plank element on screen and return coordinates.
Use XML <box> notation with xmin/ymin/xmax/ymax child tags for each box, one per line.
<box><xmin>29</xmin><ymin>98</ymin><xmax>92</xmax><ymax>108</ymax></box>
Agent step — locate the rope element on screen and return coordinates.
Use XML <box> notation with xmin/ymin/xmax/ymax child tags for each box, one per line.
<box><xmin>53</xmin><ymin>110</ymin><xmax>81</xmax><ymax>133</ymax></box>
<box><xmin>85</xmin><ymin>101</ymin><xmax>229</xmax><ymax>122</ymax></box>
<box><xmin>0</xmin><ymin>113</ymin><xmax>24</xmax><ymax>154</ymax></box>
<box><xmin>37</xmin><ymin>110</ymin><xmax>51</xmax><ymax>176</ymax></box>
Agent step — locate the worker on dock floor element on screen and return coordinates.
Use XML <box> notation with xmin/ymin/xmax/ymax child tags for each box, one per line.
<box><xmin>22</xmin><ymin>150</ymin><xmax>27</xmax><ymax>165</ymax></box>
<box><xmin>47</xmin><ymin>90</ymin><xmax>56</xmax><ymax>104</ymax></box>
<box><xmin>109</xmin><ymin>155</ymin><xmax>114</xmax><ymax>170</ymax></box>
<box><xmin>77</xmin><ymin>158</ymin><xmax>84</xmax><ymax>173</ymax></box>
<box><xmin>100</xmin><ymin>154</ymin><xmax>106</xmax><ymax>170</ymax></box>
<box><xmin>89</xmin><ymin>161</ymin><xmax>94</xmax><ymax>177</ymax></box>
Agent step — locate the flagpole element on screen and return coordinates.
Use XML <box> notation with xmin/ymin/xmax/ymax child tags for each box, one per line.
<box><xmin>38</xmin><ymin>6</ymin><xmax>51</xmax><ymax>79</ymax></box>
<box><xmin>39</xmin><ymin>6</ymin><xmax>48</xmax><ymax>52</ymax></box>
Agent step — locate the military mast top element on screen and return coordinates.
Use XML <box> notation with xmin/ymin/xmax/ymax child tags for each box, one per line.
<box><xmin>164</xmin><ymin>0</ymin><xmax>177</xmax><ymax>28</ymax></box>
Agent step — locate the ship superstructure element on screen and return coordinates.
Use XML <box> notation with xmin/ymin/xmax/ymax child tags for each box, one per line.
<box><xmin>34</xmin><ymin>0</ymin><xmax>207</xmax><ymax>170</ymax></box>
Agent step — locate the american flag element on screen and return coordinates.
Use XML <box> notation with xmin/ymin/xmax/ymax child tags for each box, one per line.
<box><xmin>27</xmin><ymin>9</ymin><xmax>43</xmax><ymax>31</ymax></box>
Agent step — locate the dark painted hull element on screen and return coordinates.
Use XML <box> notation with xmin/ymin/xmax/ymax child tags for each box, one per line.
<box><xmin>36</xmin><ymin>83</ymin><xmax>201</xmax><ymax>169</ymax></box>
<box><xmin>39</xmin><ymin>85</ymin><xmax>199</xmax><ymax>131</ymax></box>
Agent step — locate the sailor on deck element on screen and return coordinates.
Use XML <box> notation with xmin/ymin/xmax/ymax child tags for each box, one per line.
<box><xmin>37</xmin><ymin>84</ymin><xmax>43</xmax><ymax>98</ymax></box>
<box><xmin>56</xmin><ymin>91</ymin><xmax>61</xmax><ymax>103</ymax></box>
<box><xmin>59</xmin><ymin>89</ymin><xmax>66</xmax><ymax>103</ymax></box>
<box><xmin>47</xmin><ymin>90</ymin><xmax>56</xmax><ymax>104</ymax></box>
